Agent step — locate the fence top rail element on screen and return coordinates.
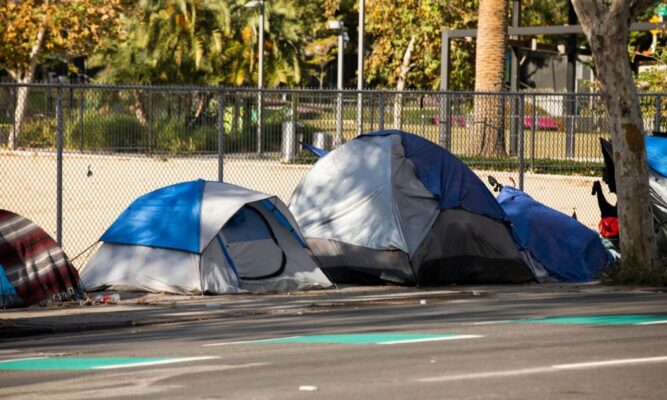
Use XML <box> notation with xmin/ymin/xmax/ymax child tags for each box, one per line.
<box><xmin>2</xmin><ymin>82</ymin><xmax>667</xmax><ymax>97</ymax></box>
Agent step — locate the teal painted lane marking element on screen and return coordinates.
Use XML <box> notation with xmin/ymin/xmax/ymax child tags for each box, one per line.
<box><xmin>248</xmin><ymin>333</ymin><xmax>482</xmax><ymax>345</ymax></box>
<box><xmin>514</xmin><ymin>315</ymin><xmax>667</xmax><ymax>326</ymax></box>
<box><xmin>0</xmin><ymin>356</ymin><xmax>219</xmax><ymax>371</ymax></box>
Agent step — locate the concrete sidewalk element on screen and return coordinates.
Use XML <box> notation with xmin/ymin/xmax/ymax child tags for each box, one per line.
<box><xmin>0</xmin><ymin>283</ymin><xmax>659</xmax><ymax>340</ymax></box>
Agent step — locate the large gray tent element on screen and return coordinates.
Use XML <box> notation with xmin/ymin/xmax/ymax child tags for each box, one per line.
<box><xmin>289</xmin><ymin>131</ymin><xmax>544</xmax><ymax>285</ymax></box>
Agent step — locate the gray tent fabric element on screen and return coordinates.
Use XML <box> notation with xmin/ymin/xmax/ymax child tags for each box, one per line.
<box><xmin>411</xmin><ymin>209</ymin><xmax>536</xmax><ymax>284</ymax></box>
<box><xmin>290</xmin><ymin>135</ymin><xmax>439</xmax><ymax>256</ymax></box>
<box><xmin>289</xmin><ymin>135</ymin><xmax>536</xmax><ymax>285</ymax></box>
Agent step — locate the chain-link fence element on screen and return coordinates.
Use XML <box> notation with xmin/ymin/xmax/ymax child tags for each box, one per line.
<box><xmin>1</xmin><ymin>83</ymin><xmax>660</xmax><ymax>266</ymax></box>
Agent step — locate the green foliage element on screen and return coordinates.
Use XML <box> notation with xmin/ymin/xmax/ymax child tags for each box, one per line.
<box><xmin>0</xmin><ymin>0</ymin><xmax>122</xmax><ymax>81</ymax></box>
<box><xmin>153</xmin><ymin>118</ymin><xmax>218</xmax><ymax>154</ymax></box>
<box><xmin>66</xmin><ymin>113</ymin><xmax>146</xmax><ymax>151</ymax></box>
<box><xmin>17</xmin><ymin>118</ymin><xmax>56</xmax><ymax>148</ymax></box>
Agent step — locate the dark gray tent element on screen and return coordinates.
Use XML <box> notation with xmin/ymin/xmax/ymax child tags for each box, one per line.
<box><xmin>289</xmin><ymin>131</ymin><xmax>545</xmax><ymax>285</ymax></box>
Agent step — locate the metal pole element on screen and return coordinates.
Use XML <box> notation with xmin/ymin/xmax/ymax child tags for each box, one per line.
<box><xmin>356</xmin><ymin>0</ymin><xmax>365</xmax><ymax>136</ymax></box>
<box><xmin>531</xmin><ymin>94</ymin><xmax>536</xmax><ymax>171</ymax></box>
<box><xmin>565</xmin><ymin>93</ymin><xmax>575</xmax><ymax>158</ymax></box>
<box><xmin>335</xmin><ymin>28</ymin><xmax>344</xmax><ymax>147</ymax></box>
<box><xmin>509</xmin><ymin>0</ymin><xmax>521</xmax><ymax>156</ymax></box>
<box><xmin>79</xmin><ymin>88</ymin><xmax>84</xmax><ymax>153</ymax></box>
<box><xmin>439</xmin><ymin>93</ymin><xmax>451</xmax><ymax>149</ymax></box>
<box><xmin>379</xmin><ymin>91</ymin><xmax>385</xmax><ymax>130</ymax></box>
<box><xmin>257</xmin><ymin>1</ymin><xmax>265</xmax><ymax>155</ymax></box>
<box><xmin>518</xmin><ymin>94</ymin><xmax>525</xmax><ymax>190</ymax></box>
<box><xmin>439</xmin><ymin>31</ymin><xmax>451</xmax><ymax>149</ymax></box>
<box><xmin>56</xmin><ymin>86</ymin><xmax>64</xmax><ymax>247</ymax></box>
<box><xmin>217</xmin><ymin>90</ymin><xmax>225</xmax><ymax>182</ymax></box>
<box><xmin>148</xmin><ymin>88</ymin><xmax>153</xmax><ymax>155</ymax></box>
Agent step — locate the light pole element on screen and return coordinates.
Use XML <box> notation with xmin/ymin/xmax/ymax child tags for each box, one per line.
<box><xmin>328</xmin><ymin>20</ymin><xmax>347</xmax><ymax>147</ymax></box>
<box><xmin>245</xmin><ymin>0</ymin><xmax>265</xmax><ymax>155</ymax></box>
<box><xmin>357</xmin><ymin>0</ymin><xmax>365</xmax><ymax>136</ymax></box>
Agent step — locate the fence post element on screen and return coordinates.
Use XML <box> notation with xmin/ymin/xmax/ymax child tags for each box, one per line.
<box><xmin>655</xmin><ymin>95</ymin><xmax>662</xmax><ymax>134</ymax></box>
<box><xmin>518</xmin><ymin>94</ymin><xmax>525</xmax><ymax>191</ymax></box>
<box><xmin>356</xmin><ymin>91</ymin><xmax>363</xmax><ymax>135</ymax></box>
<box><xmin>217</xmin><ymin>89</ymin><xmax>225</xmax><ymax>182</ymax></box>
<box><xmin>509</xmin><ymin>94</ymin><xmax>518</xmax><ymax>156</ymax></box>
<box><xmin>79</xmin><ymin>88</ymin><xmax>84</xmax><ymax>153</ymax></box>
<box><xmin>439</xmin><ymin>93</ymin><xmax>451</xmax><ymax>149</ymax></box>
<box><xmin>565</xmin><ymin>93</ymin><xmax>575</xmax><ymax>158</ymax></box>
<box><xmin>257</xmin><ymin>89</ymin><xmax>263</xmax><ymax>155</ymax></box>
<box><xmin>335</xmin><ymin>89</ymin><xmax>344</xmax><ymax>147</ymax></box>
<box><xmin>56</xmin><ymin>85</ymin><xmax>64</xmax><ymax>247</ymax></box>
<box><xmin>148</xmin><ymin>87</ymin><xmax>153</xmax><ymax>155</ymax></box>
<box><xmin>378</xmin><ymin>91</ymin><xmax>385</xmax><ymax>130</ymax></box>
<box><xmin>531</xmin><ymin>94</ymin><xmax>536</xmax><ymax>171</ymax></box>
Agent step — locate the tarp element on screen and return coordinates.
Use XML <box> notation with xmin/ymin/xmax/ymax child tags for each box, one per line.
<box><xmin>497</xmin><ymin>186</ymin><xmax>610</xmax><ymax>282</ymax></box>
<box><xmin>363</xmin><ymin>130</ymin><xmax>508</xmax><ymax>222</ymax></box>
<box><xmin>0</xmin><ymin>210</ymin><xmax>83</xmax><ymax>306</ymax></box>
<box><xmin>646</xmin><ymin>136</ymin><xmax>667</xmax><ymax>178</ymax></box>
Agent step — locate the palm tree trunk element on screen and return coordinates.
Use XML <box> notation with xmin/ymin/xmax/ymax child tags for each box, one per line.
<box><xmin>470</xmin><ymin>0</ymin><xmax>509</xmax><ymax>156</ymax></box>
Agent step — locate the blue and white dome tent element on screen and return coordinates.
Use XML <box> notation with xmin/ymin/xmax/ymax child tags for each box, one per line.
<box><xmin>81</xmin><ymin>180</ymin><xmax>332</xmax><ymax>294</ymax></box>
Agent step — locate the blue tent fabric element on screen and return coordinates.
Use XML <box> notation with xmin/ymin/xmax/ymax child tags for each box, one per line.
<box><xmin>0</xmin><ymin>264</ymin><xmax>17</xmax><ymax>296</ymax></box>
<box><xmin>301</xmin><ymin>142</ymin><xmax>329</xmax><ymax>158</ymax></box>
<box><xmin>497</xmin><ymin>186</ymin><xmax>610</xmax><ymax>282</ymax></box>
<box><xmin>101</xmin><ymin>180</ymin><xmax>204</xmax><ymax>253</ymax></box>
<box><xmin>361</xmin><ymin>130</ymin><xmax>508</xmax><ymax>222</ymax></box>
<box><xmin>260</xmin><ymin>200</ymin><xmax>307</xmax><ymax>247</ymax></box>
<box><xmin>646</xmin><ymin>136</ymin><xmax>667</xmax><ymax>178</ymax></box>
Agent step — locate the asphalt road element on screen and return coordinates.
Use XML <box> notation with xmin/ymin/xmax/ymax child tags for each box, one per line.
<box><xmin>1</xmin><ymin>289</ymin><xmax>667</xmax><ymax>400</ymax></box>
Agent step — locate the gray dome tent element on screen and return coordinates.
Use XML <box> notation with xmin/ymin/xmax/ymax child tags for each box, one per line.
<box><xmin>289</xmin><ymin>131</ymin><xmax>544</xmax><ymax>285</ymax></box>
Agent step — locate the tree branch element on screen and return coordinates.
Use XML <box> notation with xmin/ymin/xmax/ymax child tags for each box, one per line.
<box><xmin>571</xmin><ymin>0</ymin><xmax>608</xmax><ymax>36</ymax></box>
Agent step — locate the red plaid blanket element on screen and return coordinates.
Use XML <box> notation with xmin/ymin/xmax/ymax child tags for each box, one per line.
<box><xmin>0</xmin><ymin>210</ymin><xmax>84</xmax><ymax>306</ymax></box>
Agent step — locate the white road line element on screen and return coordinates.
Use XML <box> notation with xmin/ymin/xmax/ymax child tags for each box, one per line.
<box><xmin>553</xmin><ymin>356</ymin><xmax>667</xmax><ymax>369</ymax></box>
<box><xmin>93</xmin><ymin>356</ymin><xmax>221</xmax><ymax>370</ymax></box>
<box><xmin>636</xmin><ymin>320</ymin><xmax>667</xmax><ymax>325</ymax></box>
<box><xmin>419</xmin><ymin>355</ymin><xmax>667</xmax><ymax>383</ymax></box>
<box><xmin>464</xmin><ymin>320</ymin><xmax>512</xmax><ymax>326</ymax></box>
<box><xmin>203</xmin><ymin>336</ymin><xmax>302</xmax><ymax>347</ymax></box>
<box><xmin>0</xmin><ymin>357</ymin><xmax>49</xmax><ymax>364</ymax></box>
<box><xmin>379</xmin><ymin>335</ymin><xmax>483</xmax><ymax>345</ymax></box>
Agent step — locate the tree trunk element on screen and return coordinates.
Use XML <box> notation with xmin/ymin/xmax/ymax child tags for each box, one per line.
<box><xmin>393</xmin><ymin>35</ymin><xmax>416</xmax><ymax>130</ymax></box>
<box><xmin>571</xmin><ymin>0</ymin><xmax>658</xmax><ymax>274</ymax></box>
<box><xmin>7</xmin><ymin>7</ymin><xmax>48</xmax><ymax>148</ymax></box>
<box><xmin>470</xmin><ymin>0</ymin><xmax>509</xmax><ymax>156</ymax></box>
<box><xmin>133</xmin><ymin>90</ymin><xmax>148</xmax><ymax>127</ymax></box>
<box><xmin>9</xmin><ymin>83</ymin><xmax>30</xmax><ymax>149</ymax></box>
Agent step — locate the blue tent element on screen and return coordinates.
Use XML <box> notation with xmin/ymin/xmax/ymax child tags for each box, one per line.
<box><xmin>82</xmin><ymin>180</ymin><xmax>332</xmax><ymax>294</ymax></box>
<box><xmin>497</xmin><ymin>186</ymin><xmax>611</xmax><ymax>282</ymax></box>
